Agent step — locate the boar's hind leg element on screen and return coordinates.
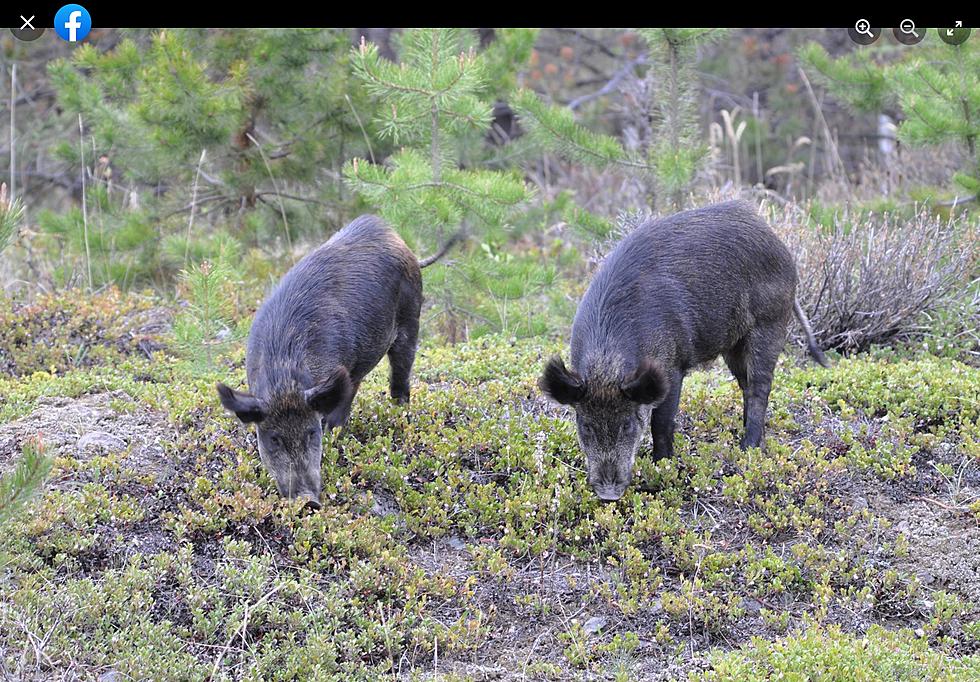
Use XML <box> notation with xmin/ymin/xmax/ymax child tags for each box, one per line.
<box><xmin>388</xmin><ymin>311</ymin><xmax>420</xmax><ymax>405</ymax></box>
<box><xmin>651</xmin><ymin>369</ymin><xmax>684</xmax><ymax>461</ymax></box>
<box><xmin>738</xmin><ymin>323</ymin><xmax>786</xmax><ymax>450</ymax></box>
<box><xmin>723</xmin><ymin>339</ymin><xmax>749</xmax><ymax>429</ymax></box>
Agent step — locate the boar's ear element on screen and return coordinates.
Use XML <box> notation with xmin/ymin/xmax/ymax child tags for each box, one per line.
<box><xmin>304</xmin><ymin>366</ymin><xmax>353</xmax><ymax>415</ymax></box>
<box><xmin>216</xmin><ymin>383</ymin><xmax>266</xmax><ymax>424</ymax></box>
<box><xmin>621</xmin><ymin>360</ymin><xmax>668</xmax><ymax>405</ymax></box>
<box><xmin>539</xmin><ymin>356</ymin><xmax>586</xmax><ymax>405</ymax></box>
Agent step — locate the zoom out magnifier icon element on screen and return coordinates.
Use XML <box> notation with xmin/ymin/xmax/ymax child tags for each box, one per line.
<box><xmin>895</xmin><ymin>19</ymin><xmax>925</xmax><ymax>44</ymax></box>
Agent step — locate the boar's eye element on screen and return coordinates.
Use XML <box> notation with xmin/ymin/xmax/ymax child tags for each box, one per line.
<box><xmin>307</xmin><ymin>427</ymin><xmax>318</xmax><ymax>444</ymax></box>
<box><xmin>268</xmin><ymin>433</ymin><xmax>283</xmax><ymax>449</ymax></box>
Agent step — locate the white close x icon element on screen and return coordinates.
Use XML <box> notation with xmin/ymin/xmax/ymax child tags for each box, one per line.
<box><xmin>20</xmin><ymin>15</ymin><xmax>35</xmax><ymax>30</ymax></box>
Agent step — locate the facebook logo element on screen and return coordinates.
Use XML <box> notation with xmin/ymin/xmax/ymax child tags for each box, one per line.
<box><xmin>54</xmin><ymin>4</ymin><xmax>92</xmax><ymax>43</ymax></box>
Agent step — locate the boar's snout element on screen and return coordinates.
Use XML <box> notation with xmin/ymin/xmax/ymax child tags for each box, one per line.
<box><xmin>587</xmin><ymin>463</ymin><xmax>631</xmax><ymax>502</ymax></box>
<box><xmin>592</xmin><ymin>482</ymin><xmax>627</xmax><ymax>502</ymax></box>
<box><xmin>270</xmin><ymin>470</ymin><xmax>322</xmax><ymax>507</ymax></box>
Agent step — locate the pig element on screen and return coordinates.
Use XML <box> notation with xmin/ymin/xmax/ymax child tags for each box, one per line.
<box><xmin>216</xmin><ymin>215</ymin><xmax>457</xmax><ymax>508</ymax></box>
<box><xmin>539</xmin><ymin>201</ymin><xmax>828</xmax><ymax>502</ymax></box>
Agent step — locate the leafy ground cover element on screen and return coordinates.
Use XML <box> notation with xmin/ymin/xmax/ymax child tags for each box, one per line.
<box><xmin>1</xmin><ymin>290</ymin><xmax>979</xmax><ymax>680</ymax></box>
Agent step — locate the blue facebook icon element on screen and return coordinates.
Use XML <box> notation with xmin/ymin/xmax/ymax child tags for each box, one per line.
<box><xmin>54</xmin><ymin>4</ymin><xmax>92</xmax><ymax>43</ymax></box>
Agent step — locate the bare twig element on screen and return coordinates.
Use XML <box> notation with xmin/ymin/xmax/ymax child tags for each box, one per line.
<box><xmin>245</xmin><ymin>132</ymin><xmax>293</xmax><ymax>260</ymax></box>
<box><xmin>78</xmin><ymin>114</ymin><xmax>92</xmax><ymax>291</ymax></box>
<box><xmin>345</xmin><ymin>93</ymin><xmax>375</xmax><ymax>164</ymax></box>
<box><xmin>209</xmin><ymin>584</ymin><xmax>284</xmax><ymax>680</ymax></box>
<box><xmin>9</xmin><ymin>63</ymin><xmax>15</xmax><ymax>202</ymax></box>
<box><xmin>798</xmin><ymin>67</ymin><xmax>850</xmax><ymax>193</ymax></box>
<box><xmin>910</xmin><ymin>496</ymin><xmax>972</xmax><ymax>514</ymax></box>
<box><xmin>937</xmin><ymin>194</ymin><xmax>977</xmax><ymax>208</ymax></box>
<box><xmin>569</xmin><ymin>53</ymin><xmax>647</xmax><ymax>111</ymax></box>
<box><xmin>184</xmin><ymin>149</ymin><xmax>207</xmax><ymax>269</ymax></box>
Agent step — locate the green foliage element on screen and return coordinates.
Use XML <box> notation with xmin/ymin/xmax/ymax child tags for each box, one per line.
<box><xmin>636</xmin><ymin>29</ymin><xmax>720</xmax><ymax>208</ymax></box>
<box><xmin>345</xmin><ymin>150</ymin><xmax>526</xmax><ymax>238</ymax></box>
<box><xmin>345</xmin><ymin>29</ymin><xmax>528</xmax><ymax>246</ymax></box>
<box><xmin>479</xmin><ymin>29</ymin><xmax>539</xmax><ymax>97</ymax></box>
<box><xmin>512</xmin><ymin>28</ymin><xmax>718</xmax><ymax>217</ymax></box>
<box><xmin>44</xmin><ymin>29</ymin><xmax>376</xmax><ymax>288</ymax></box>
<box><xmin>797</xmin><ymin>43</ymin><xmax>890</xmax><ymax>113</ymax></box>
<box><xmin>696</xmin><ymin>622</ymin><xmax>980</xmax><ymax>681</ymax></box>
<box><xmin>0</xmin><ymin>288</ymin><xmax>162</xmax><ymax>377</ymax></box>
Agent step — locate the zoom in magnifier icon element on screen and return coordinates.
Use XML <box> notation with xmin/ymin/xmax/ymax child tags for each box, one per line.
<box><xmin>850</xmin><ymin>19</ymin><xmax>881</xmax><ymax>45</ymax></box>
<box><xmin>895</xmin><ymin>19</ymin><xmax>925</xmax><ymax>44</ymax></box>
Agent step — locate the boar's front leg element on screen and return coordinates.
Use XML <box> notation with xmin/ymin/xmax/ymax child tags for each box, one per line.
<box><xmin>650</xmin><ymin>369</ymin><xmax>684</xmax><ymax>461</ymax></box>
<box><xmin>323</xmin><ymin>380</ymin><xmax>359</xmax><ymax>431</ymax></box>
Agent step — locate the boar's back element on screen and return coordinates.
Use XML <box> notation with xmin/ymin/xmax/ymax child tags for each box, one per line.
<box><xmin>246</xmin><ymin>215</ymin><xmax>420</xmax><ymax>388</ymax></box>
<box><xmin>572</xmin><ymin>201</ymin><xmax>796</xmax><ymax>372</ymax></box>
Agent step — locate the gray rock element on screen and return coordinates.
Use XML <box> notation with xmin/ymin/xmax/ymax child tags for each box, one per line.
<box><xmin>583</xmin><ymin>615</ymin><xmax>607</xmax><ymax>635</ymax></box>
<box><xmin>76</xmin><ymin>431</ymin><xmax>127</xmax><ymax>454</ymax></box>
<box><xmin>741</xmin><ymin>597</ymin><xmax>763</xmax><ymax>616</ymax></box>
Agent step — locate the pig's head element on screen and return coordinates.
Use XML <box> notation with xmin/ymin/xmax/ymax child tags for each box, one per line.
<box><xmin>539</xmin><ymin>356</ymin><xmax>667</xmax><ymax>501</ymax></box>
<box><xmin>216</xmin><ymin>367</ymin><xmax>353</xmax><ymax>509</ymax></box>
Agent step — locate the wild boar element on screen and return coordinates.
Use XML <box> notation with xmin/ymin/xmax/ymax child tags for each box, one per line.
<box><xmin>217</xmin><ymin>215</ymin><xmax>456</xmax><ymax>508</ymax></box>
<box><xmin>539</xmin><ymin>201</ymin><xmax>828</xmax><ymax>502</ymax></box>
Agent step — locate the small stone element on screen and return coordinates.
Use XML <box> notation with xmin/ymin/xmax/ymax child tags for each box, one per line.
<box><xmin>741</xmin><ymin>597</ymin><xmax>763</xmax><ymax>616</ymax></box>
<box><xmin>583</xmin><ymin>615</ymin><xmax>607</xmax><ymax>635</ymax></box>
<box><xmin>448</xmin><ymin>536</ymin><xmax>466</xmax><ymax>551</ymax></box>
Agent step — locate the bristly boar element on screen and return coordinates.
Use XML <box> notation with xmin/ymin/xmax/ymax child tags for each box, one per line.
<box><xmin>217</xmin><ymin>215</ymin><xmax>457</xmax><ymax>508</ymax></box>
<box><xmin>540</xmin><ymin>201</ymin><xmax>828</xmax><ymax>502</ymax></box>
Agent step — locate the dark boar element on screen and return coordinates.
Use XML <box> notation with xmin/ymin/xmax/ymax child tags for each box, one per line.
<box><xmin>540</xmin><ymin>201</ymin><xmax>828</xmax><ymax>501</ymax></box>
<box><xmin>217</xmin><ymin>215</ymin><xmax>454</xmax><ymax>507</ymax></box>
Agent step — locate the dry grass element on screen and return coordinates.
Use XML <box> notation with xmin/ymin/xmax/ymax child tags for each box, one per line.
<box><xmin>769</xmin><ymin>200</ymin><xmax>978</xmax><ymax>355</ymax></box>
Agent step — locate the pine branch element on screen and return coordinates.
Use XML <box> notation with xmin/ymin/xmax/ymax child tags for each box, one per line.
<box><xmin>0</xmin><ymin>438</ymin><xmax>53</xmax><ymax>529</ymax></box>
<box><xmin>511</xmin><ymin>90</ymin><xmax>648</xmax><ymax>170</ymax></box>
<box><xmin>0</xmin><ymin>182</ymin><xmax>25</xmax><ymax>253</ymax></box>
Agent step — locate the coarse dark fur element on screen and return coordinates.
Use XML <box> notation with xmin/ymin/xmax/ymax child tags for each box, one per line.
<box><xmin>540</xmin><ymin>201</ymin><xmax>828</xmax><ymax>501</ymax></box>
<box><xmin>217</xmin><ymin>215</ymin><xmax>443</xmax><ymax>507</ymax></box>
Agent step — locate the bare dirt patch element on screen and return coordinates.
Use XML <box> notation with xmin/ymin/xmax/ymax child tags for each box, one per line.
<box><xmin>868</xmin><ymin>466</ymin><xmax>980</xmax><ymax>604</ymax></box>
<box><xmin>0</xmin><ymin>390</ymin><xmax>176</xmax><ymax>482</ymax></box>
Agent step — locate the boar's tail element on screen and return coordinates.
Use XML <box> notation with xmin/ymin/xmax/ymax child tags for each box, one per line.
<box><xmin>793</xmin><ymin>298</ymin><xmax>830</xmax><ymax>368</ymax></box>
<box><xmin>419</xmin><ymin>231</ymin><xmax>464</xmax><ymax>268</ymax></box>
